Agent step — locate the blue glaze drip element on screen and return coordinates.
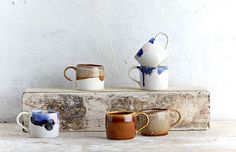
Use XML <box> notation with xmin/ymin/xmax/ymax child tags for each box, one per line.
<box><xmin>137</xmin><ymin>66</ymin><xmax>168</xmax><ymax>87</ymax></box>
<box><xmin>149</xmin><ymin>37</ymin><xmax>155</xmax><ymax>44</ymax></box>
<box><xmin>157</xmin><ymin>66</ymin><xmax>168</xmax><ymax>75</ymax></box>
<box><xmin>137</xmin><ymin>66</ymin><xmax>155</xmax><ymax>86</ymax></box>
<box><xmin>136</xmin><ymin>49</ymin><xmax>144</xmax><ymax>57</ymax></box>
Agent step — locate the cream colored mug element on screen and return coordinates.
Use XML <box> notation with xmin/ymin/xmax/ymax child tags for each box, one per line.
<box><xmin>139</xmin><ymin>108</ymin><xmax>181</xmax><ymax>136</ymax></box>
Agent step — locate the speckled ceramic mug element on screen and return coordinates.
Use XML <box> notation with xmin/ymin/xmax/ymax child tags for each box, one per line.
<box><xmin>64</xmin><ymin>64</ymin><xmax>105</xmax><ymax>90</ymax></box>
<box><xmin>16</xmin><ymin>109</ymin><xmax>60</xmax><ymax>138</ymax></box>
<box><xmin>139</xmin><ymin>108</ymin><xmax>181</xmax><ymax>136</ymax></box>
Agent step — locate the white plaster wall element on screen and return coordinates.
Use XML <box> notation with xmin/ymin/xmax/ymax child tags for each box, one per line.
<box><xmin>0</xmin><ymin>0</ymin><xmax>236</xmax><ymax>122</ymax></box>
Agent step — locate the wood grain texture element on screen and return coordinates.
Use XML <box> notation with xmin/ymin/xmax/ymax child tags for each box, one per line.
<box><xmin>0</xmin><ymin>121</ymin><xmax>235</xmax><ymax>152</ymax></box>
<box><xmin>22</xmin><ymin>87</ymin><xmax>210</xmax><ymax>131</ymax></box>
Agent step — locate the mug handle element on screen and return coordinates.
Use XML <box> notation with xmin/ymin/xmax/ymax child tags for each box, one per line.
<box><xmin>128</xmin><ymin>66</ymin><xmax>140</xmax><ymax>85</ymax></box>
<box><xmin>16</xmin><ymin>112</ymin><xmax>30</xmax><ymax>131</ymax></box>
<box><xmin>155</xmin><ymin>32</ymin><xmax>169</xmax><ymax>49</ymax></box>
<box><xmin>136</xmin><ymin>112</ymin><xmax>149</xmax><ymax>132</ymax></box>
<box><xmin>64</xmin><ymin>66</ymin><xmax>77</xmax><ymax>81</ymax></box>
<box><xmin>170</xmin><ymin>109</ymin><xmax>181</xmax><ymax>128</ymax></box>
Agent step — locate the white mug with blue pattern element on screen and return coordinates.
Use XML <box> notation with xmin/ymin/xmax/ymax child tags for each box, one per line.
<box><xmin>16</xmin><ymin>109</ymin><xmax>60</xmax><ymax>138</ymax></box>
<box><xmin>128</xmin><ymin>66</ymin><xmax>168</xmax><ymax>90</ymax></box>
<box><xmin>134</xmin><ymin>32</ymin><xmax>169</xmax><ymax>67</ymax></box>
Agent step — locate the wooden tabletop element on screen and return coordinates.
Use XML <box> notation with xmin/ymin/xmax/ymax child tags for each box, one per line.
<box><xmin>0</xmin><ymin>121</ymin><xmax>235</xmax><ymax>152</ymax></box>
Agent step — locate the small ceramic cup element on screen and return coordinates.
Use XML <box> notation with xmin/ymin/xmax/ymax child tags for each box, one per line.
<box><xmin>134</xmin><ymin>32</ymin><xmax>169</xmax><ymax>67</ymax></box>
<box><xmin>16</xmin><ymin>109</ymin><xmax>60</xmax><ymax>138</ymax></box>
<box><xmin>139</xmin><ymin>108</ymin><xmax>181</xmax><ymax>136</ymax></box>
<box><xmin>64</xmin><ymin>64</ymin><xmax>105</xmax><ymax>90</ymax></box>
<box><xmin>128</xmin><ymin>65</ymin><xmax>168</xmax><ymax>90</ymax></box>
<box><xmin>105</xmin><ymin>111</ymin><xmax>149</xmax><ymax>140</ymax></box>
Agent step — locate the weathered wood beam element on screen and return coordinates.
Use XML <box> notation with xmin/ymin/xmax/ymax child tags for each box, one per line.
<box><xmin>22</xmin><ymin>87</ymin><xmax>210</xmax><ymax>131</ymax></box>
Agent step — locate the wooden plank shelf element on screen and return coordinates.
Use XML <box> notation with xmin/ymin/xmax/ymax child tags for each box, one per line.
<box><xmin>21</xmin><ymin>86</ymin><xmax>210</xmax><ymax>131</ymax></box>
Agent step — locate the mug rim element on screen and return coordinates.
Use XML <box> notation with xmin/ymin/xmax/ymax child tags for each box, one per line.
<box><xmin>137</xmin><ymin>65</ymin><xmax>168</xmax><ymax>68</ymax></box>
<box><xmin>31</xmin><ymin>109</ymin><xmax>59</xmax><ymax>115</ymax></box>
<box><xmin>141</xmin><ymin>108</ymin><xmax>168</xmax><ymax>114</ymax></box>
<box><xmin>106</xmin><ymin>111</ymin><xmax>135</xmax><ymax>116</ymax></box>
<box><xmin>77</xmin><ymin>64</ymin><xmax>103</xmax><ymax>67</ymax></box>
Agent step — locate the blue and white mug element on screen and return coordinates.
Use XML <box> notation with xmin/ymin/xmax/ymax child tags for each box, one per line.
<box><xmin>128</xmin><ymin>66</ymin><xmax>168</xmax><ymax>90</ymax></box>
<box><xmin>134</xmin><ymin>32</ymin><xmax>169</xmax><ymax>67</ymax></box>
<box><xmin>16</xmin><ymin>109</ymin><xmax>60</xmax><ymax>138</ymax></box>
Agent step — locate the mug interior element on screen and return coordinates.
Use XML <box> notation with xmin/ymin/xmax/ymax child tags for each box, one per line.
<box><xmin>32</xmin><ymin>109</ymin><xmax>58</xmax><ymax>114</ymax></box>
<box><xmin>141</xmin><ymin>108</ymin><xmax>168</xmax><ymax>114</ymax></box>
<box><xmin>77</xmin><ymin>64</ymin><xmax>103</xmax><ymax>67</ymax></box>
<box><xmin>137</xmin><ymin>65</ymin><xmax>168</xmax><ymax>69</ymax></box>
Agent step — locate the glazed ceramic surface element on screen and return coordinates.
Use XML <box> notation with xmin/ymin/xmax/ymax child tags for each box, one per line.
<box><xmin>105</xmin><ymin>111</ymin><xmax>149</xmax><ymax>140</ymax></box>
<box><xmin>64</xmin><ymin>64</ymin><xmax>104</xmax><ymax>90</ymax></box>
<box><xmin>128</xmin><ymin>66</ymin><xmax>168</xmax><ymax>90</ymax></box>
<box><xmin>134</xmin><ymin>32</ymin><xmax>169</xmax><ymax>67</ymax></box>
<box><xmin>16</xmin><ymin>110</ymin><xmax>60</xmax><ymax>138</ymax></box>
<box><xmin>139</xmin><ymin>108</ymin><xmax>181</xmax><ymax>136</ymax></box>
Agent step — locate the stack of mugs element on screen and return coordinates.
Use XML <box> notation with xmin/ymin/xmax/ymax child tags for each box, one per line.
<box><xmin>129</xmin><ymin>32</ymin><xmax>169</xmax><ymax>90</ymax></box>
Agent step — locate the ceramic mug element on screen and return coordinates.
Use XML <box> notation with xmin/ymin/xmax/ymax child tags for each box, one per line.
<box><xmin>105</xmin><ymin>111</ymin><xmax>149</xmax><ymax>140</ymax></box>
<box><xmin>139</xmin><ymin>108</ymin><xmax>181</xmax><ymax>136</ymax></box>
<box><xmin>128</xmin><ymin>65</ymin><xmax>168</xmax><ymax>90</ymax></box>
<box><xmin>134</xmin><ymin>32</ymin><xmax>169</xmax><ymax>67</ymax></box>
<box><xmin>64</xmin><ymin>64</ymin><xmax>105</xmax><ymax>90</ymax></box>
<box><xmin>16</xmin><ymin>109</ymin><xmax>60</xmax><ymax>138</ymax></box>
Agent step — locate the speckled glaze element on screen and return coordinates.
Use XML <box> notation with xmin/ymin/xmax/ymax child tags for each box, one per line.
<box><xmin>105</xmin><ymin>111</ymin><xmax>149</xmax><ymax>140</ymax></box>
<box><xmin>139</xmin><ymin>108</ymin><xmax>181</xmax><ymax>136</ymax></box>
<box><xmin>76</xmin><ymin>64</ymin><xmax>104</xmax><ymax>81</ymax></box>
<box><xmin>64</xmin><ymin>64</ymin><xmax>104</xmax><ymax>90</ymax></box>
<box><xmin>16</xmin><ymin>110</ymin><xmax>60</xmax><ymax>138</ymax></box>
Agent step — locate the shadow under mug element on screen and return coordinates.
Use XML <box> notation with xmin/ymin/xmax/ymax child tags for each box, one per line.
<box><xmin>16</xmin><ymin>110</ymin><xmax>60</xmax><ymax>138</ymax></box>
<box><xmin>105</xmin><ymin>111</ymin><xmax>149</xmax><ymax>140</ymax></box>
<box><xmin>64</xmin><ymin>64</ymin><xmax>105</xmax><ymax>90</ymax></box>
<box><xmin>139</xmin><ymin>108</ymin><xmax>181</xmax><ymax>136</ymax></box>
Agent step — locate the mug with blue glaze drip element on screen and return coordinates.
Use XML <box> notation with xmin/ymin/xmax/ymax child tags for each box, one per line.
<box><xmin>134</xmin><ymin>32</ymin><xmax>169</xmax><ymax>67</ymax></box>
<box><xmin>16</xmin><ymin>109</ymin><xmax>60</xmax><ymax>138</ymax></box>
<box><xmin>128</xmin><ymin>66</ymin><xmax>168</xmax><ymax>90</ymax></box>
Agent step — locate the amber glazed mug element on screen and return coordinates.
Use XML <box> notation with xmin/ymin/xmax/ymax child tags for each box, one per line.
<box><xmin>64</xmin><ymin>64</ymin><xmax>105</xmax><ymax>90</ymax></box>
<box><xmin>139</xmin><ymin>108</ymin><xmax>181</xmax><ymax>136</ymax></box>
<box><xmin>105</xmin><ymin>111</ymin><xmax>149</xmax><ymax>140</ymax></box>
